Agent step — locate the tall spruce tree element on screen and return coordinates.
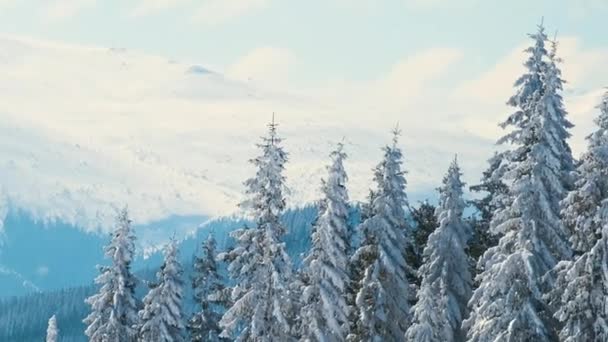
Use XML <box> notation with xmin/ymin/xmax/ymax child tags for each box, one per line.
<box><xmin>411</xmin><ymin>200</ymin><xmax>438</xmax><ymax>269</ymax></box>
<box><xmin>299</xmin><ymin>143</ymin><xmax>350</xmax><ymax>342</ymax></box>
<box><xmin>544</xmin><ymin>36</ymin><xmax>575</xmax><ymax>179</ymax></box>
<box><xmin>464</xmin><ymin>24</ymin><xmax>573</xmax><ymax>341</ymax></box>
<box><xmin>349</xmin><ymin>242</ymin><xmax>384</xmax><ymax>342</ymax></box>
<box><xmin>84</xmin><ymin>207</ymin><xmax>139</xmax><ymax>342</ymax></box>
<box><xmin>405</xmin><ymin>158</ymin><xmax>472</xmax><ymax>342</ymax></box>
<box><xmin>189</xmin><ymin>235</ymin><xmax>227</xmax><ymax>342</ymax></box>
<box><xmin>46</xmin><ymin>315</ymin><xmax>58</xmax><ymax>342</ymax></box>
<box><xmin>349</xmin><ymin>128</ymin><xmax>414</xmax><ymax>341</ymax></box>
<box><xmin>560</xmin><ymin>93</ymin><xmax>608</xmax><ymax>255</ymax></box>
<box><xmin>547</xmin><ymin>91</ymin><xmax>608</xmax><ymax>341</ymax></box>
<box><xmin>468</xmin><ymin>152</ymin><xmax>507</xmax><ymax>262</ymax></box>
<box><xmin>219</xmin><ymin>119</ymin><xmax>294</xmax><ymax>341</ymax></box>
<box><xmin>549</xmin><ymin>210</ymin><xmax>608</xmax><ymax>342</ymax></box>
<box><xmin>138</xmin><ymin>239</ymin><xmax>185</xmax><ymax>342</ymax></box>
<box><xmin>345</xmin><ymin>197</ymin><xmax>376</xmax><ymax>342</ymax></box>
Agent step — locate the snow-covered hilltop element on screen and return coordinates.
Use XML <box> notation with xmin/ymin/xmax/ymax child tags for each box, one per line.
<box><xmin>0</xmin><ymin>35</ymin><xmax>498</xmax><ymax>232</ymax></box>
<box><xmin>0</xmin><ymin>33</ymin><xmax>602</xmax><ymax>233</ymax></box>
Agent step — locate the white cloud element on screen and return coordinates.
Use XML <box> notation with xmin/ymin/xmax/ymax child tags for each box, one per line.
<box><xmin>227</xmin><ymin>47</ymin><xmax>296</xmax><ymax>88</ymax></box>
<box><xmin>372</xmin><ymin>48</ymin><xmax>463</xmax><ymax>105</ymax></box>
<box><xmin>43</xmin><ymin>0</ymin><xmax>96</xmax><ymax>21</ymax></box>
<box><xmin>310</xmin><ymin>47</ymin><xmax>464</xmax><ymax>120</ymax></box>
<box><xmin>191</xmin><ymin>0</ymin><xmax>270</xmax><ymax>26</ymax></box>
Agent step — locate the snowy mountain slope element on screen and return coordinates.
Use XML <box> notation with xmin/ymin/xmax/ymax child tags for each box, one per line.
<box><xmin>0</xmin><ymin>35</ymin><xmax>494</xmax><ymax>233</ymax></box>
<box><xmin>0</xmin><ymin>211</ymin><xmax>208</xmax><ymax>297</ymax></box>
<box><xmin>0</xmin><ymin>206</ymin><xmax>322</xmax><ymax>342</ymax></box>
<box><xmin>0</xmin><ymin>205</ymin><xmax>320</xmax><ymax>298</ymax></box>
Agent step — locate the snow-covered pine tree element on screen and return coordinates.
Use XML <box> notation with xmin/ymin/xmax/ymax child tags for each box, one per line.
<box><xmin>547</xmin><ymin>91</ymin><xmax>608</xmax><ymax>341</ymax></box>
<box><xmin>46</xmin><ymin>315</ymin><xmax>58</xmax><ymax>342</ymax></box>
<box><xmin>464</xmin><ymin>24</ymin><xmax>573</xmax><ymax>342</ymax></box>
<box><xmin>549</xmin><ymin>208</ymin><xmax>608</xmax><ymax>342</ymax></box>
<box><xmin>351</xmin><ymin>243</ymin><xmax>384</xmax><ymax>342</ymax></box>
<box><xmin>468</xmin><ymin>152</ymin><xmax>507</xmax><ymax>262</ymax></box>
<box><xmin>219</xmin><ymin>119</ymin><xmax>295</xmax><ymax>341</ymax></box>
<box><xmin>405</xmin><ymin>157</ymin><xmax>472</xmax><ymax>342</ymax></box>
<box><xmin>360</xmin><ymin>189</ymin><xmax>378</xmax><ymax>222</ymax></box>
<box><xmin>350</xmin><ymin>128</ymin><xmax>414</xmax><ymax>341</ymax></box>
<box><xmin>84</xmin><ymin>207</ymin><xmax>139</xmax><ymax>342</ymax></box>
<box><xmin>189</xmin><ymin>235</ymin><xmax>228</xmax><ymax>342</ymax></box>
<box><xmin>299</xmin><ymin>143</ymin><xmax>350</xmax><ymax>342</ymax></box>
<box><xmin>559</xmin><ymin>100</ymin><xmax>608</xmax><ymax>254</ymax></box>
<box><xmin>346</xmin><ymin>211</ymin><xmax>375</xmax><ymax>342</ymax></box>
<box><xmin>411</xmin><ymin>200</ymin><xmax>438</xmax><ymax>269</ymax></box>
<box><xmin>544</xmin><ymin>35</ymin><xmax>575</xmax><ymax>180</ymax></box>
<box><xmin>138</xmin><ymin>239</ymin><xmax>185</xmax><ymax>342</ymax></box>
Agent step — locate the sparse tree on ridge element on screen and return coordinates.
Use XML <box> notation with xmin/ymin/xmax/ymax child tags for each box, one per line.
<box><xmin>189</xmin><ymin>235</ymin><xmax>228</xmax><ymax>342</ymax></box>
<box><xmin>299</xmin><ymin>143</ymin><xmax>351</xmax><ymax>342</ymax></box>
<box><xmin>46</xmin><ymin>315</ymin><xmax>58</xmax><ymax>342</ymax></box>
<box><xmin>464</xmin><ymin>23</ymin><xmax>574</xmax><ymax>341</ymax></box>
<box><xmin>84</xmin><ymin>207</ymin><xmax>139</xmax><ymax>342</ymax></box>
<box><xmin>138</xmin><ymin>239</ymin><xmax>185</xmax><ymax>342</ymax></box>
<box><xmin>219</xmin><ymin>119</ymin><xmax>295</xmax><ymax>341</ymax></box>
<box><xmin>405</xmin><ymin>157</ymin><xmax>472</xmax><ymax>342</ymax></box>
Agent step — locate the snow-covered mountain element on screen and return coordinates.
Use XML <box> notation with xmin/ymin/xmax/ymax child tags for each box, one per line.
<box><xmin>0</xmin><ymin>205</ymin><xmax>323</xmax><ymax>298</ymax></box>
<box><xmin>0</xmin><ymin>211</ymin><xmax>206</xmax><ymax>297</ymax></box>
<box><xmin>0</xmin><ymin>35</ymin><xmax>491</xmax><ymax>234</ymax></box>
<box><xmin>0</xmin><ymin>205</ymin><xmax>326</xmax><ymax>341</ymax></box>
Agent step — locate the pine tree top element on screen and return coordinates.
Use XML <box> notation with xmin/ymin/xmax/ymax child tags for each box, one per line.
<box><xmin>591</xmin><ymin>91</ymin><xmax>608</xmax><ymax>141</ymax></box>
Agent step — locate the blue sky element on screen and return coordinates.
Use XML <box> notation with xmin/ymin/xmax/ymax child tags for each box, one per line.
<box><xmin>1</xmin><ymin>0</ymin><xmax>607</xmax><ymax>86</ymax></box>
<box><xmin>0</xmin><ymin>0</ymin><xmax>607</xmax><ymax>226</ymax></box>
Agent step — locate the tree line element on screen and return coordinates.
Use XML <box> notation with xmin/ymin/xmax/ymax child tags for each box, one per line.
<box><xmin>44</xmin><ymin>22</ymin><xmax>608</xmax><ymax>342</ymax></box>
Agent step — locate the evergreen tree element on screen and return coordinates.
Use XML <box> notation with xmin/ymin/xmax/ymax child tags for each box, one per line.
<box><xmin>360</xmin><ymin>189</ymin><xmax>377</xmax><ymax>222</ymax></box>
<box><xmin>547</xmin><ymin>91</ymin><xmax>608</xmax><ymax>341</ymax></box>
<box><xmin>560</xmin><ymin>92</ymin><xmax>608</xmax><ymax>254</ymax></box>
<box><xmin>549</xmin><ymin>213</ymin><xmax>608</xmax><ymax>342</ymax></box>
<box><xmin>411</xmin><ymin>200</ymin><xmax>438</xmax><ymax>269</ymax></box>
<box><xmin>468</xmin><ymin>152</ymin><xmax>507</xmax><ymax>262</ymax></box>
<box><xmin>405</xmin><ymin>158</ymin><xmax>472</xmax><ymax>342</ymax></box>
<box><xmin>219</xmin><ymin>119</ymin><xmax>295</xmax><ymax>341</ymax></box>
<box><xmin>544</xmin><ymin>36</ymin><xmax>575</xmax><ymax>179</ymax></box>
<box><xmin>350</xmin><ymin>242</ymin><xmax>384</xmax><ymax>342</ymax></box>
<box><xmin>46</xmin><ymin>315</ymin><xmax>58</xmax><ymax>342</ymax></box>
<box><xmin>299</xmin><ymin>143</ymin><xmax>350</xmax><ymax>342</ymax></box>
<box><xmin>350</xmin><ymin>128</ymin><xmax>414</xmax><ymax>341</ymax></box>
<box><xmin>346</xmin><ymin>194</ymin><xmax>378</xmax><ymax>342</ymax></box>
<box><xmin>464</xmin><ymin>24</ymin><xmax>573</xmax><ymax>341</ymax></box>
<box><xmin>188</xmin><ymin>235</ymin><xmax>227</xmax><ymax>342</ymax></box>
<box><xmin>84</xmin><ymin>207</ymin><xmax>139</xmax><ymax>342</ymax></box>
<box><xmin>138</xmin><ymin>239</ymin><xmax>185</xmax><ymax>342</ymax></box>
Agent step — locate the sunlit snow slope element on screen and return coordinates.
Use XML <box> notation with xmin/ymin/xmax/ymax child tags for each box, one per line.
<box><xmin>0</xmin><ymin>35</ymin><xmax>499</xmax><ymax>232</ymax></box>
